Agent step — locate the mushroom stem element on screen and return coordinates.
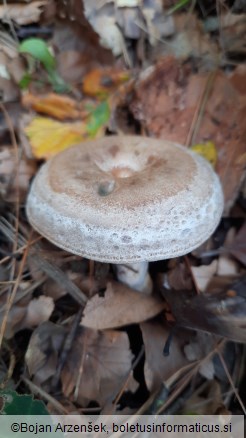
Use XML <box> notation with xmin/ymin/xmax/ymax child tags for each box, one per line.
<box><xmin>115</xmin><ymin>261</ymin><xmax>153</xmax><ymax>294</ymax></box>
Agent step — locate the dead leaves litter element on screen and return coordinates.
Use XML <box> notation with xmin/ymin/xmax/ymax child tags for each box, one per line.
<box><xmin>61</xmin><ymin>327</ymin><xmax>137</xmax><ymax>406</ymax></box>
<box><xmin>81</xmin><ymin>281</ymin><xmax>165</xmax><ymax>330</ymax></box>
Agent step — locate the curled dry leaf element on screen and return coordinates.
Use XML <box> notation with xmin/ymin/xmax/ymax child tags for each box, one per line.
<box><xmin>61</xmin><ymin>326</ymin><xmax>137</xmax><ymax>406</ymax></box>
<box><xmin>81</xmin><ymin>281</ymin><xmax>165</xmax><ymax>330</ymax></box>
<box><xmin>140</xmin><ymin>321</ymin><xmax>190</xmax><ymax>392</ymax></box>
<box><xmin>83</xmin><ymin>67</ymin><xmax>130</xmax><ymax>98</ymax></box>
<box><xmin>22</xmin><ymin>93</ymin><xmax>88</xmax><ymax>121</ymax></box>
<box><xmin>25</xmin><ymin>321</ymin><xmax>67</xmax><ymax>386</ymax></box>
<box><xmin>0</xmin><ymin>1</ymin><xmax>47</xmax><ymax>25</ymax></box>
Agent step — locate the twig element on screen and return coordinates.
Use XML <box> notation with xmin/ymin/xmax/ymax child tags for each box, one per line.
<box><xmin>216</xmin><ymin>348</ymin><xmax>246</xmax><ymax>415</ymax></box>
<box><xmin>51</xmin><ymin>308</ymin><xmax>84</xmax><ymax>389</ymax></box>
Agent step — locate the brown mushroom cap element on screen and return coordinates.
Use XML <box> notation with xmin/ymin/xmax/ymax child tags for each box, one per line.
<box><xmin>26</xmin><ymin>136</ymin><xmax>224</xmax><ymax>262</ymax></box>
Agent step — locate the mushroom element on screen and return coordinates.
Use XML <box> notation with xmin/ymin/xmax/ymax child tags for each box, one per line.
<box><xmin>26</xmin><ymin>136</ymin><xmax>224</xmax><ymax>293</ymax></box>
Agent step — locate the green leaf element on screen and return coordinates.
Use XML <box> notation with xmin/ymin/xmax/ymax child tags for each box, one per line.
<box><xmin>19</xmin><ymin>38</ymin><xmax>56</xmax><ymax>72</ymax></box>
<box><xmin>0</xmin><ymin>390</ymin><xmax>48</xmax><ymax>415</ymax></box>
<box><xmin>19</xmin><ymin>73</ymin><xmax>32</xmax><ymax>89</ymax></box>
<box><xmin>86</xmin><ymin>101</ymin><xmax>110</xmax><ymax>137</ymax></box>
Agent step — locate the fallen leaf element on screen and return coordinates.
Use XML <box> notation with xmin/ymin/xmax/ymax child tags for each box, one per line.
<box><xmin>217</xmin><ymin>256</ymin><xmax>239</xmax><ymax>276</ymax></box>
<box><xmin>0</xmin><ymin>281</ymin><xmax>33</xmax><ymax>339</ymax></box>
<box><xmin>24</xmin><ymin>117</ymin><xmax>87</xmax><ymax>159</ymax></box>
<box><xmin>0</xmin><ymin>1</ymin><xmax>47</xmax><ymax>25</ymax></box>
<box><xmin>168</xmin><ymin>260</ymin><xmax>193</xmax><ymax>291</ymax></box>
<box><xmin>84</xmin><ymin>13</ymin><xmax>124</xmax><ymax>56</ymax></box>
<box><xmin>130</xmin><ymin>58</ymin><xmax>246</xmax><ymax>211</ymax></box>
<box><xmin>25</xmin><ymin>321</ymin><xmax>66</xmax><ymax>386</ymax></box>
<box><xmin>61</xmin><ymin>326</ymin><xmax>137</xmax><ymax>406</ymax></box>
<box><xmin>191</xmin><ymin>141</ymin><xmax>217</xmax><ymax>167</ymax></box>
<box><xmin>191</xmin><ymin>260</ymin><xmax>218</xmax><ymax>292</ymax></box>
<box><xmin>162</xmin><ymin>274</ymin><xmax>246</xmax><ymax>342</ymax></box>
<box><xmin>184</xmin><ymin>332</ymin><xmax>217</xmax><ymax>380</ymax></box>
<box><xmin>83</xmin><ymin>68</ymin><xmax>130</xmax><ymax>98</ymax></box>
<box><xmin>140</xmin><ymin>321</ymin><xmax>190</xmax><ymax>391</ymax></box>
<box><xmin>81</xmin><ymin>281</ymin><xmax>165</xmax><ymax>330</ymax></box>
<box><xmin>20</xmin><ymin>296</ymin><xmax>54</xmax><ymax>329</ymax></box>
<box><xmin>22</xmin><ymin>93</ymin><xmax>87</xmax><ymax>120</ymax></box>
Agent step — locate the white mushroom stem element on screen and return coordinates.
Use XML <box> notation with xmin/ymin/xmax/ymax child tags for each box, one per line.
<box><xmin>115</xmin><ymin>261</ymin><xmax>153</xmax><ymax>294</ymax></box>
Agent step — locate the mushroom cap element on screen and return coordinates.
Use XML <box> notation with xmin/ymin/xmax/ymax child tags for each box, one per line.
<box><xmin>26</xmin><ymin>136</ymin><xmax>224</xmax><ymax>263</ymax></box>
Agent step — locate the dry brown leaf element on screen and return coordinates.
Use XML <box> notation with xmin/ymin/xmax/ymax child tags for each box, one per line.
<box><xmin>184</xmin><ymin>332</ymin><xmax>217</xmax><ymax>380</ymax></box>
<box><xmin>131</xmin><ymin>58</ymin><xmax>246</xmax><ymax>211</ymax></box>
<box><xmin>81</xmin><ymin>281</ymin><xmax>165</xmax><ymax>330</ymax></box>
<box><xmin>0</xmin><ymin>1</ymin><xmax>47</xmax><ymax>25</ymax></box>
<box><xmin>20</xmin><ymin>296</ymin><xmax>54</xmax><ymax>329</ymax></box>
<box><xmin>25</xmin><ymin>321</ymin><xmax>67</xmax><ymax>386</ymax></box>
<box><xmin>217</xmin><ymin>256</ymin><xmax>239</xmax><ymax>276</ymax></box>
<box><xmin>162</xmin><ymin>275</ymin><xmax>246</xmax><ymax>343</ymax></box>
<box><xmin>168</xmin><ymin>261</ymin><xmax>193</xmax><ymax>291</ymax></box>
<box><xmin>61</xmin><ymin>326</ymin><xmax>137</xmax><ymax>406</ymax></box>
<box><xmin>191</xmin><ymin>260</ymin><xmax>218</xmax><ymax>292</ymax></box>
<box><xmin>140</xmin><ymin>321</ymin><xmax>189</xmax><ymax>392</ymax></box>
<box><xmin>0</xmin><ymin>281</ymin><xmax>33</xmax><ymax>339</ymax></box>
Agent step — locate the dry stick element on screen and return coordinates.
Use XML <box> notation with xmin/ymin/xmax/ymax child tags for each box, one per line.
<box><xmin>22</xmin><ymin>377</ymin><xmax>69</xmax><ymax>415</ymax></box>
<box><xmin>0</xmin><ymin>218</ymin><xmax>87</xmax><ymax>306</ymax></box>
<box><xmin>0</xmin><ymin>103</ymin><xmax>21</xmax><ymax>344</ymax></box>
<box><xmin>51</xmin><ymin>307</ymin><xmax>84</xmax><ymax>390</ymax></box>
<box><xmin>136</xmin><ymin>340</ymin><xmax>225</xmax><ymax>416</ymax></box>
<box><xmin>155</xmin><ymin>339</ymin><xmax>226</xmax><ymax>415</ymax></box>
<box><xmin>30</xmin><ymin>252</ymin><xmax>87</xmax><ymax>306</ymax></box>
<box><xmin>112</xmin><ymin>345</ymin><xmax>145</xmax><ymax>412</ymax></box>
<box><xmin>0</xmin><ymin>236</ymin><xmax>42</xmax><ymax>266</ymax></box>
<box><xmin>216</xmin><ymin>348</ymin><xmax>246</xmax><ymax>415</ymax></box>
<box><xmin>0</xmin><ymin>237</ymin><xmax>30</xmax><ymax>348</ymax></box>
<box><xmin>185</xmin><ymin>71</ymin><xmax>217</xmax><ymax>147</ymax></box>
<box><xmin>0</xmin><ymin>351</ymin><xmax>16</xmax><ymax>390</ymax></box>
<box><xmin>74</xmin><ymin>331</ymin><xmax>90</xmax><ymax>401</ymax></box>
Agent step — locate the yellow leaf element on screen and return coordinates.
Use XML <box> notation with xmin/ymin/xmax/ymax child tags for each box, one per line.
<box><xmin>191</xmin><ymin>141</ymin><xmax>217</xmax><ymax>167</ymax></box>
<box><xmin>24</xmin><ymin>117</ymin><xmax>88</xmax><ymax>159</ymax></box>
